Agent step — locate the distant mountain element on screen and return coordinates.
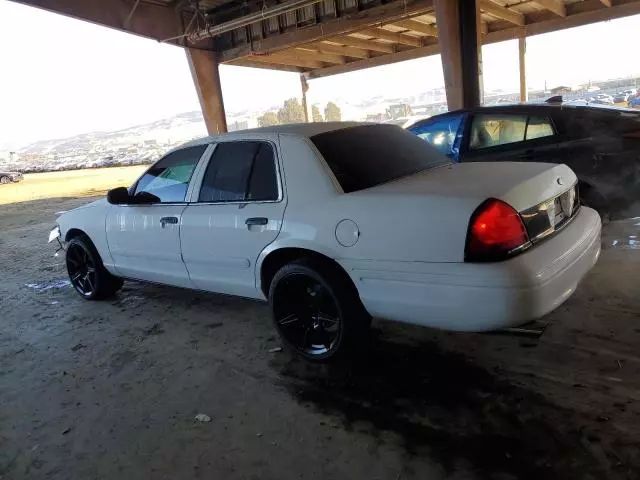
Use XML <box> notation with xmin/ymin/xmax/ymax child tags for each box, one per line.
<box><xmin>18</xmin><ymin>111</ymin><xmax>207</xmax><ymax>156</ymax></box>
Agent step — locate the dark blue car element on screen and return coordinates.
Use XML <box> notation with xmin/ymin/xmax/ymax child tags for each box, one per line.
<box><xmin>407</xmin><ymin>101</ymin><xmax>640</xmax><ymax>219</ymax></box>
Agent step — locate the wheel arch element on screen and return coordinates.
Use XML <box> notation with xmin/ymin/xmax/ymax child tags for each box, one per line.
<box><xmin>65</xmin><ymin>228</ymin><xmax>88</xmax><ymax>242</ymax></box>
<box><xmin>259</xmin><ymin>246</ymin><xmax>358</xmax><ymax>299</ymax></box>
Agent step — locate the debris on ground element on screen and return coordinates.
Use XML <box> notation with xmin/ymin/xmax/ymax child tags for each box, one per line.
<box><xmin>71</xmin><ymin>343</ymin><xmax>86</xmax><ymax>352</ymax></box>
<box><xmin>268</xmin><ymin>347</ymin><xmax>283</xmax><ymax>353</ymax></box>
<box><xmin>194</xmin><ymin>413</ymin><xmax>212</xmax><ymax>423</ymax></box>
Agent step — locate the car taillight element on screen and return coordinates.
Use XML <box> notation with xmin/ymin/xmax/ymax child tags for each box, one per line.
<box><xmin>465</xmin><ymin>199</ymin><xmax>530</xmax><ymax>262</ymax></box>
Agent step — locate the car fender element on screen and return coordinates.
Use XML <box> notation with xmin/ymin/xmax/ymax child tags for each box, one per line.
<box><xmin>56</xmin><ymin>199</ymin><xmax>118</xmax><ymax>274</ymax></box>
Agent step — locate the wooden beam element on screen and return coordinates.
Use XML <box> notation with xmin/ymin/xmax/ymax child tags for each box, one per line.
<box><xmin>305</xmin><ymin>42</ymin><xmax>440</xmax><ymax>79</ymax></box>
<box><xmin>478</xmin><ymin>0</ymin><xmax>525</xmax><ymax>26</ymax></box>
<box><xmin>219</xmin><ymin>0</ymin><xmax>434</xmax><ymax>61</ymax></box>
<box><xmin>531</xmin><ymin>0</ymin><xmax>566</xmax><ymax>17</ymax></box>
<box><xmin>294</xmin><ymin>48</ymin><xmax>347</xmax><ymax>64</ymax></box>
<box><xmin>358</xmin><ymin>27</ymin><xmax>423</xmax><ymax>47</ymax></box>
<box><xmin>599</xmin><ymin>0</ymin><xmax>612</xmax><ymax>6</ymax></box>
<box><xmin>186</xmin><ymin>49</ymin><xmax>227</xmax><ymax>135</ymax></box>
<box><xmin>484</xmin><ymin>0</ymin><xmax>640</xmax><ymax>45</ymax></box>
<box><xmin>313</xmin><ymin>42</ymin><xmax>371</xmax><ymax>59</ymax></box>
<box><xmin>479</xmin><ymin>21</ymin><xmax>489</xmax><ymax>35</ymax></box>
<box><xmin>333</xmin><ymin>35</ymin><xmax>397</xmax><ymax>54</ymax></box>
<box><xmin>241</xmin><ymin>53</ymin><xmax>324</xmax><ymax>69</ymax></box>
<box><xmin>226</xmin><ymin>59</ymin><xmax>303</xmax><ymax>73</ymax></box>
<box><xmin>391</xmin><ymin>19</ymin><xmax>438</xmax><ymax>36</ymax></box>
<box><xmin>10</xmin><ymin>0</ymin><xmax>188</xmax><ymax>44</ymax></box>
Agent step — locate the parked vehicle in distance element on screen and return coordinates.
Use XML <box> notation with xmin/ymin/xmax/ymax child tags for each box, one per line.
<box><xmin>0</xmin><ymin>171</ymin><xmax>23</xmax><ymax>184</ymax></box>
<box><xmin>591</xmin><ymin>93</ymin><xmax>614</xmax><ymax>105</ymax></box>
<box><xmin>49</xmin><ymin>123</ymin><xmax>601</xmax><ymax>361</ymax></box>
<box><xmin>407</xmin><ymin>100</ymin><xmax>640</xmax><ymax>219</ymax></box>
<box><xmin>613</xmin><ymin>92</ymin><xmax>630</xmax><ymax>103</ymax></box>
<box><xmin>628</xmin><ymin>96</ymin><xmax>640</xmax><ymax>109</ymax></box>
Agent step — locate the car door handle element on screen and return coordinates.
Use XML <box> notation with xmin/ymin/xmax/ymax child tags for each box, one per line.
<box><xmin>160</xmin><ymin>216</ymin><xmax>179</xmax><ymax>227</ymax></box>
<box><xmin>245</xmin><ymin>217</ymin><xmax>268</xmax><ymax>226</ymax></box>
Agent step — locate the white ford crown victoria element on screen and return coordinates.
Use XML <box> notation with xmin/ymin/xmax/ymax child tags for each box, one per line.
<box><xmin>50</xmin><ymin>123</ymin><xmax>601</xmax><ymax>361</ymax></box>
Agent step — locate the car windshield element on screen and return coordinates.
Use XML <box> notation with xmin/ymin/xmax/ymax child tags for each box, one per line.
<box><xmin>310</xmin><ymin>124</ymin><xmax>451</xmax><ymax>193</ymax></box>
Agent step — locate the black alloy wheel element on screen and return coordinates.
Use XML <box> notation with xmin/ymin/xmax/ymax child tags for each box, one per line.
<box><xmin>269</xmin><ymin>258</ymin><xmax>371</xmax><ymax>362</ymax></box>
<box><xmin>66</xmin><ymin>241</ymin><xmax>97</xmax><ymax>297</ymax></box>
<box><xmin>273</xmin><ymin>273</ymin><xmax>342</xmax><ymax>358</ymax></box>
<box><xmin>65</xmin><ymin>235</ymin><xmax>123</xmax><ymax>300</ymax></box>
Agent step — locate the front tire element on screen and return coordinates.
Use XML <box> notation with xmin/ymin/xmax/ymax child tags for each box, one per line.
<box><xmin>0</xmin><ymin>176</ymin><xmax>9</xmax><ymax>184</ymax></box>
<box><xmin>268</xmin><ymin>258</ymin><xmax>370</xmax><ymax>362</ymax></box>
<box><xmin>66</xmin><ymin>236</ymin><xmax>123</xmax><ymax>300</ymax></box>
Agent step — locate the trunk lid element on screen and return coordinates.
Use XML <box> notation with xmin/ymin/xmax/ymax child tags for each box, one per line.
<box><xmin>367</xmin><ymin>162</ymin><xmax>577</xmax><ymax>212</ymax></box>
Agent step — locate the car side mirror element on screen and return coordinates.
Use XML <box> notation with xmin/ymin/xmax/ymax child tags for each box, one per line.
<box><xmin>131</xmin><ymin>191</ymin><xmax>161</xmax><ymax>204</ymax></box>
<box><xmin>107</xmin><ymin>187</ymin><xmax>130</xmax><ymax>205</ymax></box>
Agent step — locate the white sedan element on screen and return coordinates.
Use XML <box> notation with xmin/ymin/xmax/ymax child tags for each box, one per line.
<box><xmin>50</xmin><ymin>123</ymin><xmax>601</xmax><ymax>361</ymax></box>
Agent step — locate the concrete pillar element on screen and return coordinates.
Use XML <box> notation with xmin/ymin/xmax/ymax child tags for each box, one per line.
<box><xmin>300</xmin><ymin>75</ymin><xmax>310</xmax><ymax>123</ymax></box>
<box><xmin>519</xmin><ymin>34</ymin><xmax>528</xmax><ymax>103</ymax></box>
<box><xmin>435</xmin><ymin>0</ymin><xmax>480</xmax><ymax>110</ymax></box>
<box><xmin>186</xmin><ymin>48</ymin><xmax>228</xmax><ymax>135</ymax></box>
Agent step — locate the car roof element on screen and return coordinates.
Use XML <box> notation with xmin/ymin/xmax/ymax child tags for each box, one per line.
<box><xmin>183</xmin><ymin>121</ymin><xmax>368</xmax><ymax>147</ymax></box>
<box><xmin>412</xmin><ymin>101</ymin><xmax>640</xmax><ymax>125</ymax></box>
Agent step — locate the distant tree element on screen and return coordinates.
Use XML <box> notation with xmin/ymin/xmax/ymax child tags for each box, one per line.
<box><xmin>277</xmin><ymin>98</ymin><xmax>306</xmax><ymax>124</ymax></box>
<box><xmin>311</xmin><ymin>105</ymin><xmax>323</xmax><ymax>122</ymax></box>
<box><xmin>324</xmin><ymin>102</ymin><xmax>342</xmax><ymax>122</ymax></box>
<box><xmin>257</xmin><ymin>111</ymin><xmax>279</xmax><ymax>127</ymax></box>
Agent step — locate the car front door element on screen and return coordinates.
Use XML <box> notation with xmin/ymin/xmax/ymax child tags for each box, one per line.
<box><xmin>407</xmin><ymin>113</ymin><xmax>466</xmax><ymax>160</ymax></box>
<box><xmin>460</xmin><ymin>112</ymin><xmax>558</xmax><ymax>163</ymax></box>
<box><xmin>180</xmin><ymin>139</ymin><xmax>285</xmax><ymax>299</ymax></box>
<box><xmin>105</xmin><ymin>144</ymin><xmax>209</xmax><ymax>287</ymax></box>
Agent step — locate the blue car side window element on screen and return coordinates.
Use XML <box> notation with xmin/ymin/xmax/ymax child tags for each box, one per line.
<box><xmin>409</xmin><ymin>114</ymin><xmax>465</xmax><ymax>160</ymax></box>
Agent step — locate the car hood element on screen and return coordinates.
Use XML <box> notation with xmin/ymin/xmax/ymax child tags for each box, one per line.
<box><xmin>60</xmin><ymin>198</ymin><xmax>108</xmax><ymax>216</ymax></box>
<box><xmin>357</xmin><ymin>161</ymin><xmax>577</xmax><ymax>212</ymax></box>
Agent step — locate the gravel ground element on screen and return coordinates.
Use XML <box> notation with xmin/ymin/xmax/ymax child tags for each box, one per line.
<box><xmin>1</xmin><ymin>196</ymin><xmax>640</xmax><ymax>480</ymax></box>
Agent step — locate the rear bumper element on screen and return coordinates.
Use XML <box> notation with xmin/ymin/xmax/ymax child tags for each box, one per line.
<box><xmin>347</xmin><ymin>207</ymin><xmax>601</xmax><ymax>332</ymax></box>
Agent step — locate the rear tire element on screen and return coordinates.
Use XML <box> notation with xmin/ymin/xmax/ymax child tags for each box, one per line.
<box><xmin>0</xmin><ymin>176</ymin><xmax>9</xmax><ymax>184</ymax></box>
<box><xmin>268</xmin><ymin>258</ymin><xmax>370</xmax><ymax>362</ymax></box>
<box><xmin>66</xmin><ymin>235</ymin><xmax>123</xmax><ymax>300</ymax></box>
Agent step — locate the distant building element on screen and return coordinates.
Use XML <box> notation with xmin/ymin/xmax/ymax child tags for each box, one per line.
<box><xmin>387</xmin><ymin>104</ymin><xmax>413</xmax><ymax>119</ymax></box>
<box><xmin>228</xmin><ymin>120</ymin><xmax>249</xmax><ymax>132</ymax></box>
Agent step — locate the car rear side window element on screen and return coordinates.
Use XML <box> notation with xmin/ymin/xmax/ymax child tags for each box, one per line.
<box><xmin>311</xmin><ymin>124</ymin><xmax>450</xmax><ymax>193</ymax></box>
<box><xmin>198</xmin><ymin>141</ymin><xmax>278</xmax><ymax>202</ymax></box>
<box><xmin>134</xmin><ymin>145</ymin><xmax>206</xmax><ymax>202</ymax></box>
<box><xmin>526</xmin><ymin>116</ymin><xmax>555</xmax><ymax>140</ymax></box>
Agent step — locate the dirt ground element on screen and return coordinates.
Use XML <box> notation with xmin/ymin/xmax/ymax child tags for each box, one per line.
<box><xmin>1</xmin><ymin>178</ymin><xmax>640</xmax><ymax>479</ymax></box>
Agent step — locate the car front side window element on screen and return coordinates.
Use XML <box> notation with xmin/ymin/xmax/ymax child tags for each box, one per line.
<box><xmin>469</xmin><ymin>114</ymin><xmax>555</xmax><ymax>150</ymax></box>
<box><xmin>134</xmin><ymin>145</ymin><xmax>207</xmax><ymax>203</ymax></box>
<box><xmin>469</xmin><ymin>114</ymin><xmax>527</xmax><ymax>150</ymax></box>
<box><xmin>198</xmin><ymin>141</ymin><xmax>279</xmax><ymax>203</ymax></box>
<box><xmin>408</xmin><ymin>114</ymin><xmax>465</xmax><ymax>158</ymax></box>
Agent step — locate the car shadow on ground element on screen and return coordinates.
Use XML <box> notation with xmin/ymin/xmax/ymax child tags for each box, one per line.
<box><xmin>270</xmin><ymin>328</ymin><xmax>629</xmax><ymax>480</ymax></box>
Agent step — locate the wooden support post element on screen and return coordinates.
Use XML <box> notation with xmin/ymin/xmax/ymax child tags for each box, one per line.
<box><xmin>300</xmin><ymin>75</ymin><xmax>310</xmax><ymax>123</ymax></box>
<box><xmin>435</xmin><ymin>0</ymin><xmax>480</xmax><ymax>110</ymax></box>
<box><xmin>519</xmin><ymin>33</ymin><xmax>528</xmax><ymax>103</ymax></box>
<box><xmin>185</xmin><ymin>48</ymin><xmax>227</xmax><ymax>135</ymax></box>
<box><xmin>476</xmin><ymin>2</ymin><xmax>484</xmax><ymax>104</ymax></box>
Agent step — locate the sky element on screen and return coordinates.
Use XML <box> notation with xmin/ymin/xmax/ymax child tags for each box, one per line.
<box><xmin>1</xmin><ymin>1</ymin><xmax>639</xmax><ymax>148</ymax></box>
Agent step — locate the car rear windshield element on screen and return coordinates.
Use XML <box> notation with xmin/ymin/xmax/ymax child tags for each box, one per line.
<box><xmin>310</xmin><ymin>124</ymin><xmax>451</xmax><ymax>193</ymax></box>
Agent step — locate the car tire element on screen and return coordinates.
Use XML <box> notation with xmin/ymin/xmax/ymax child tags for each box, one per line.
<box><xmin>268</xmin><ymin>257</ymin><xmax>371</xmax><ymax>362</ymax></box>
<box><xmin>0</xmin><ymin>176</ymin><xmax>9</xmax><ymax>184</ymax></box>
<box><xmin>66</xmin><ymin>235</ymin><xmax>124</xmax><ymax>300</ymax></box>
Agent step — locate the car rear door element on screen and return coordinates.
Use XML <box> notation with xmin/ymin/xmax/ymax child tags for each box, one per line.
<box><xmin>105</xmin><ymin>144</ymin><xmax>209</xmax><ymax>288</ymax></box>
<box><xmin>460</xmin><ymin>112</ymin><xmax>559</xmax><ymax>163</ymax></box>
<box><xmin>180</xmin><ymin>138</ymin><xmax>285</xmax><ymax>299</ymax></box>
